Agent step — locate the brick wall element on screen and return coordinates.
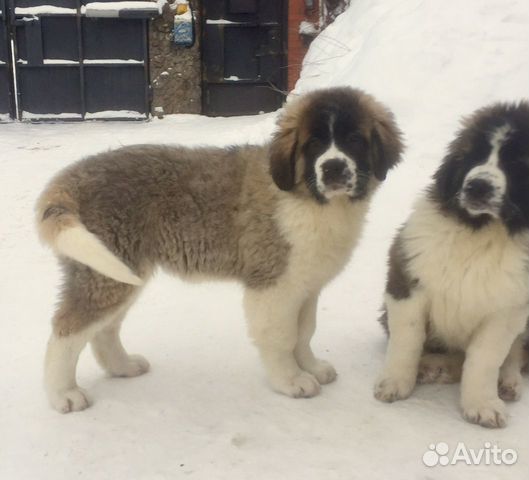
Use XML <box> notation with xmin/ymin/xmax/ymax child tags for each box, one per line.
<box><xmin>287</xmin><ymin>0</ymin><xmax>320</xmax><ymax>91</ymax></box>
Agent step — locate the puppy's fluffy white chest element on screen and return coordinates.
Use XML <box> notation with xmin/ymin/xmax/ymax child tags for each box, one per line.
<box><xmin>404</xmin><ymin>197</ymin><xmax>529</xmax><ymax>347</ymax></box>
<box><xmin>276</xmin><ymin>195</ymin><xmax>369</xmax><ymax>293</ymax></box>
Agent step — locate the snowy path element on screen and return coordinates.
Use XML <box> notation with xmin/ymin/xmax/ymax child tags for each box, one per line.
<box><xmin>1</xmin><ymin>113</ymin><xmax>526</xmax><ymax>480</ymax></box>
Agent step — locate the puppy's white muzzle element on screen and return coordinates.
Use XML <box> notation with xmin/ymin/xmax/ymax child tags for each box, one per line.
<box><xmin>459</xmin><ymin>164</ymin><xmax>506</xmax><ymax>218</ymax></box>
<box><xmin>315</xmin><ymin>144</ymin><xmax>357</xmax><ymax>199</ymax></box>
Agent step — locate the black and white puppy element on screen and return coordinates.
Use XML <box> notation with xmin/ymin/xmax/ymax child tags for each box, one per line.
<box><xmin>375</xmin><ymin>102</ymin><xmax>529</xmax><ymax>428</ymax></box>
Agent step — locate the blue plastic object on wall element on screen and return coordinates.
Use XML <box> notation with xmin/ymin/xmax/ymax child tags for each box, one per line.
<box><xmin>173</xmin><ymin>7</ymin><xmax>195</xmax><ymax>48</ymax></box>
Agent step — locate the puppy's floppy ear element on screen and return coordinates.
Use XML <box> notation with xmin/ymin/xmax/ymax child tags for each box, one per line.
<box><xmin>432</xmin><ymin>152</ymin><xmax>464</xmax><ymax>204</ymax></box>
<box><xmin>432</xmin><ymin>135</ymin><xmax>469</xmax><ymax>204</ymax></box>
<box><xmin>269</xmin><ymin>98</ymin><xmax>304</xmax><ymax>191</ymax></box>
<box><xmin>369</xmin><ymin>105</ymin><xmax>404</xmax><ymax>181</ymax></box>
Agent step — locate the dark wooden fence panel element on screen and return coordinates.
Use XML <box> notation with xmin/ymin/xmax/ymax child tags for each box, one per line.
<box><xmin>202</xmin><ymin>0</ymin><xmax>287</xmax><ymax>116</ymax></box>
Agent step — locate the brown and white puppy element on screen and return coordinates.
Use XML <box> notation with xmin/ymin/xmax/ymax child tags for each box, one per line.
<box><xmin>36</xmin><ymin>87</ymin><xmax>402</xmax><ymax>413</ymax></box>
<box><xmin>375</xmin><ymin>101</ymin><xmax>529</xmax><ymax>428</ymax></box>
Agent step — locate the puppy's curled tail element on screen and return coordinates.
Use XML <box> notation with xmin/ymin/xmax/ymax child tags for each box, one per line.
<box><xmin>36</xmin><ymin>187</ymin><xmax>143</xmax><ymax>286</ymax></box>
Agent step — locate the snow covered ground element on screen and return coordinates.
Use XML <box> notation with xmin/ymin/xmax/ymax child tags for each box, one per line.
<box><xmin>1</xmin><ymin>0</ymin><xmax>528</xmax><ymax>478</ymax></box>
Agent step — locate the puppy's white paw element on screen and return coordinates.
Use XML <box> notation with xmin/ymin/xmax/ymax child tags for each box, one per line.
<box><xmin>271</xmin><ymin>371</ymin><xmax>321</xmax><ymax>398</ymax></box>
<box><xmin>302</xmin><ymin>359</ymin><xmax>337</xmax><ymax>385</ymax></box>
<box><xmin>111</xmin><ymin>354</ymin><xmax>150</xmax><ymax>378</ymax></box>
<box><xmin>374</xmin><ymin>375</ymin><xmax>415</xmax><ymax>403</ymax></box>
<box><xmin>462</xmin><ymin>398</ymin><xmax>507</xmax><ymax>428</ymax></box>
<box><xmin>498</xmin><ymin>373</ymin><xmax>523</xmax><ymax>402</ymax></box>
<box><xmin>49</xmin><ymin>388</ymin><xmax>91</xmax><ymax>414</ymax></box>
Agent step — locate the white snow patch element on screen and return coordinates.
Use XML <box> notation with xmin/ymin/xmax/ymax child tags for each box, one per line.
<box><xmin>14</xmin><ymin>5</ymin><xmax>77</xmax><ymax>15</ymax></box>
<box><xmin>83</xmin><ymin>1</ymin><xmax>161</xmax><ymax>17</ymax></box>
<box><xmin>21</xmin><ymin>112</ymin><xmax>83</xmax><ymax>120</ymax></box>
<box><xmin>85</xmin><ymin>110</ymin><xmax>145</xmax><ymax>119</ymax></box>
<box><xmin>43</xmin><ymin>59</ymin><xmax>78</xmax><ymax>65</ymax></box>
<box><xmin>299</xmin><ymin>20</ymin><xmax>319</xmax><ymax>36</ymax></box>
<box><xmin>206</xmin><ymin>18</ymin><xmax>240</xmax><ymax>25</ymax></box>
<box><xmin>0</xmin><ymin>113</ymin><xmax>12</xmax><ymax>122</ymax></box>
<box><xmin>83</xmin><ymin>58</ymin><xmax>143</xmax><ymax>64</ymax></box>
<box><xmin>17</xmin><ymin>59</ymin><xmax>143</xmax><ymax>65</ymax></box>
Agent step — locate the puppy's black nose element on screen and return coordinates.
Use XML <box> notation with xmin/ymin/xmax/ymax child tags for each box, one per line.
<box><xmin>464</xmin><ymin>178</ymin><xmax>493</xmax><ymax>200</ymax></box>
<box><xmin>322</xmin><ymin>159</ymin><xmax>350</xmax><ymax>183</ymax></box>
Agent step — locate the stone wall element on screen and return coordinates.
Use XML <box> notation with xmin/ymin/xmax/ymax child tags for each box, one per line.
<box><xmin>149</xmin><ymin>0</ymin><xmax>202</xmax><ymax>115</ymax></box>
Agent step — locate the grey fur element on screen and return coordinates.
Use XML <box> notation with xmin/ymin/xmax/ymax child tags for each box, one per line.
<box><xmin>37</xmin><ymin>144</ymin><xmax>292</xmax><ymax>334</ymax></box>
<box><xmin>37</xmin><ymin>88</ymin><xmax>403</xmax><ymax>338</ymax></box>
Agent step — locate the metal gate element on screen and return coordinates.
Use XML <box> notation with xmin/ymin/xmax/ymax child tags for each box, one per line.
<box><xmin>0</xmin><ymin>0</ymin><xmax>159</xmax><ymax>122</ymax></box>
<box><xmin>0</xmin><ymin>0</ymin><xmax>14</xmax><ymax>120</ymax></box>
<box><xmin>202</xmin><ymin>0</ymin><xmax>287</xmax><ymax>117</ymax></box>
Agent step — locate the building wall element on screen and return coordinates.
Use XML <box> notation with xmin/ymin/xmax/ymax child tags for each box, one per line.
<box><xmin>287</xmin><ymin>0</ymin><xmax>320</xmax><ymax>91</ymax></box>
<box><xmin>149</xmin><ymin>0</ymin><xmax>202</xmax><ymax>116</ymax></box>
<box><xmin>149</xmin><ymin>0</ymin><xmax>336</xmax><ymax>114</ymax></box>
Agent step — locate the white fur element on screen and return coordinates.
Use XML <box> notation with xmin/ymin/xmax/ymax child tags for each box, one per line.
<box><xmin>460</xmin><ymin>125</ymin><xmax>511</xmax><ymax>217</ymax></box>
<box><xmin>54</xmin><ymin>224</ymin><xmax>143</xmax><ymax>286</ymax></box>
<box><xmin>314</xmin><ymin>143</ymin><xmax>357</xmax><ymax>199</ymax></box>
<box><xmin>45</xmin><ymin>319</ymin><xmax>111</xmax><ymax>413</ymax></box>
<box><xmin>377</xmin><ymin>195</ymin><xmax>529</xmax><ymax>427</ymax></box>
<box><xmin>499</xmin><ymin>335</ymin><xmax>526</xmax><ymax>401</ymax></box>
<box><xmin>245</xmin><ymin>193</ymin><xmax>370</xmax><ymax>397</ymax></box>
<box><xmin>375</xmin><ymin>291</ymin><xmax>428</xmax><ymax>402</ymax></box>
<box><xmin>45</xmin><ymin>191</ymin><xmax>371</xmax><ymax>410</ymax></box>
<box><xmin>404</xmin><ymin>197</ymin><xmax>529</xmax><ymax>348</ymax></box>
<box><xmin>45</xmin><ymin>295</ymin><xmax>146</xmax><ymax>413</ymax></box>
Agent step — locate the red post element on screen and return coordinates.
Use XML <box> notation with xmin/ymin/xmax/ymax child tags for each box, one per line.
<box><xmin>287</xmin><ymin>0</ymin><xmax>320</xmax><ymax>91</ymax></box>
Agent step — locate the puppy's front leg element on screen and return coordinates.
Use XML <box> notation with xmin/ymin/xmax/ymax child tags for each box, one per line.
<box><xmin>244</xmin><ymin>288</ymin><xmax>321</xmax><ymax>398</ymax></box>
<box><xmin>374</xmin><ymin>291</ymin><xmax>427</xmax><ymax>402</ymax></box>
<box><xmin>294</xmin><ymin>294</ymin><xmax>337</xmax><ymax>385</ymax></box>
<box><xmin>461</xmin><ymin>312</ymin><xmax>527</xmax><ymax>428</ymax></box>
<box><xmin>498</xmin><ymin>335</ymin><xmax>526</xmax><ymax>402</ymax></box>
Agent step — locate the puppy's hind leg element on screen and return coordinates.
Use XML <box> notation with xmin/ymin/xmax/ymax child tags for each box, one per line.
<box><xmin>45</xmin><ymin>325</ymin><xmax>93</xmax><ymax>414</ymax></box>
<box><xmin>294</xmin><ymin>293</ymin><xmax>337</xmax><ymax>385</ymax></box>
<box><xmin>91</xmin><ymin>308</ymin><xmax>150</xmax><ymax>378</ymax></box>
<box><xmin>45</xmin><ymin>266</ymin><xmax>142</xmax><ymax>413</ymax></box>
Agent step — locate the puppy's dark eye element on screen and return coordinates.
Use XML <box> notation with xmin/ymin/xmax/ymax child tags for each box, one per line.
<box><xmin>306</xmin><ymin>137</ymin><xmax>323</xmax><ymax>149</ymax></box>
<box><xmin>346</xmin><ymin>133</ymin><xmax>367</xmax><ymax>147</ymax></box>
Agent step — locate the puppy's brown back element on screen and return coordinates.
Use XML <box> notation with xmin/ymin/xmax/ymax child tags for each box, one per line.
<box><xmin>37</xmin><ymin>144</ymin><xmax>291</xmax><ymax>290</ymax></box>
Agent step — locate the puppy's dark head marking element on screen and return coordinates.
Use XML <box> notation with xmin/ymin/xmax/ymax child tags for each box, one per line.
<box><xmin>269</xmin><ymin>87</ymin><xmax>404</xmax><ymax>202</ymax></box>
<box><xmin>430</xmin><ymin>101</ymin><xmax>529</xmax><ymax>233</ymax></box>
<box><xmin>385</xmin><ymin>234</ymin><xmax>419</xmax><ymax>301</ymax></box>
